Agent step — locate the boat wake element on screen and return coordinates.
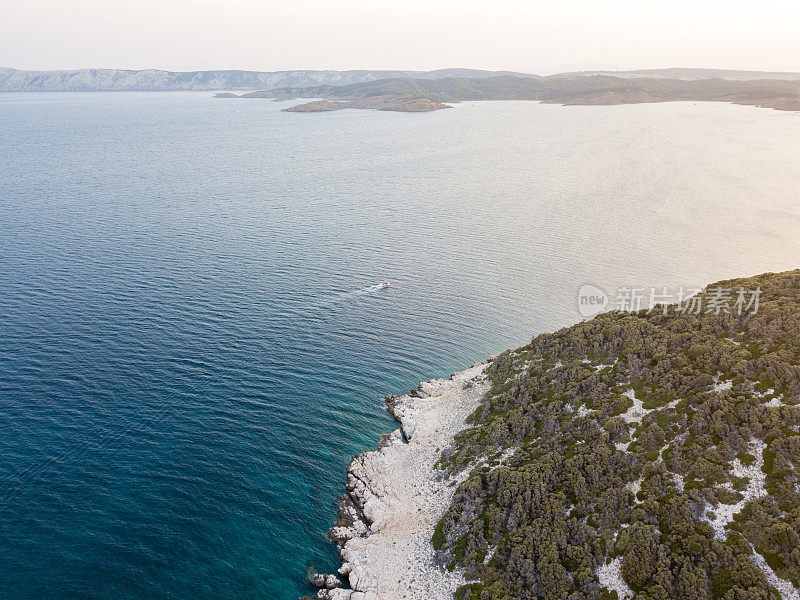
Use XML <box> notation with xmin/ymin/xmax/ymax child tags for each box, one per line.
<box><xmin>305</xmin><ymin>282</ymin><xmax>390</xmax><ymax>311</ymax></box>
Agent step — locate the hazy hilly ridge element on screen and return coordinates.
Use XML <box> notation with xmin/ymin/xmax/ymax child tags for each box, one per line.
<box><xmin>6</xmin><ymin>66</ymin><xmax>800</xmax><ymax>94</ymax></box>
<box><xmin>0</xmin><ymin>67</ymin><xmax>530</xmax><ymax>92</ymax></box>
<box><xmin>433</xmin><ymin>270</ymin><xmax>800</xmax><ymax>600</ymax></box>
<box><xmin>566</xmin><ymin>68</ymin><xmax>800</xmax><ymax>81</ymax></box>
<box><xmin>230</xmin><ymin>73</ymin><xmax>800</xmax><ymax>112</ymax></box>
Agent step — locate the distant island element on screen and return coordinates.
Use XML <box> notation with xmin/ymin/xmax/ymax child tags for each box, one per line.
<box><xmin>308</xmin><ymin>270</ymin><xmax>800</xmax><ymax>600</ymax></box>
<box><xmin>281</xmin><ymin>97</ymin><xmax>451</xmax><ymax>113</ymax></box>
<box><xmin>217</xmin><ymin>70</ymin><xmax>800</xmax><ymax>113</ymax></box>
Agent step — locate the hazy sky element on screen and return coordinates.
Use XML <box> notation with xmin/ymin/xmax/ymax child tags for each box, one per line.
<box><xmin>3</xmin><ymin>0</ymin><xmax>800</xmax><ymax>73</ymax></box>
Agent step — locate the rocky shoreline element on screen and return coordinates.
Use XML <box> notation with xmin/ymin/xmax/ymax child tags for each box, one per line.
<box><xmin>304</xmin><ymin>360</ymin><xmax>492</xmax><ymax>600</ymax></box>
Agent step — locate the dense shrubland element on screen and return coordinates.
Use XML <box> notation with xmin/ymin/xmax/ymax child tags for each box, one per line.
<box><xmin>434</xmin><ymin>270</ymin><xmax>800</xmax><ymax>600</ymax></box>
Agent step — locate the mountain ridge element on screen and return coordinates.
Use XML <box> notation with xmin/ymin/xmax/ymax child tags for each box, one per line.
<box><xmin>0</xmin><ymin>67</ymin><xmax>533</xmax><ymax>92</ymax></box>
<box><xmin>5</xmin><ymin>66</ymin><xmax>800</xmax><ymax>92</ymax></box>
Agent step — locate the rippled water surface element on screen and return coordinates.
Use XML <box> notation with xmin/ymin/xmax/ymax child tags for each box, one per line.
<box><xmin>1</xmin><ymin>92</ymin><xmax>799</xmax><ymax>599</ymax></box>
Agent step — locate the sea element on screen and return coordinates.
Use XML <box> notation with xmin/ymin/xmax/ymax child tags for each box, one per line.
<box><xmin>1</xmin><ymin>92</ymin><xmax>799</xmax><ymax>599</ymax></box>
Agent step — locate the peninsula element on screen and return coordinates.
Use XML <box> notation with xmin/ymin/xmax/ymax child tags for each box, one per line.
<box><xmin>309</xmin><ymin>270</ymin><xmax>800</xmax><ymax>600</ymax></box>
<box><xmin>217</xmin><ymin>70</ymin><xmax>800</xmax><ymax>113</ymax></box>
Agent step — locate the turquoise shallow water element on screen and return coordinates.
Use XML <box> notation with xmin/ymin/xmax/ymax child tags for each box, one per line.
<box><xmin>1</xmin><ymin>92</ymin><xmax>800</xmax><ymax>599</ymax></box>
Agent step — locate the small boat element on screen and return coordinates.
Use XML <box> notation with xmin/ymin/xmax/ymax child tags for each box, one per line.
<box><xmin>379</xmin><ymin>281</ymin><xmax>390</xmax><ymax>288</ymax></box>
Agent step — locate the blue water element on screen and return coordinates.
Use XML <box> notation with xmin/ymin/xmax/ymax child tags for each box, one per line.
<box><xmin>1</xmin><ymin>92</ymin><xmax>800</xmax><ymax>600</ymax></box>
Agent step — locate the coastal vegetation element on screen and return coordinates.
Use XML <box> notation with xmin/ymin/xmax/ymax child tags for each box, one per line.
<box><xmin>433</xmin><ymin>270</ymin><xmax>800</xmax><ymax>600</ymax></box>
